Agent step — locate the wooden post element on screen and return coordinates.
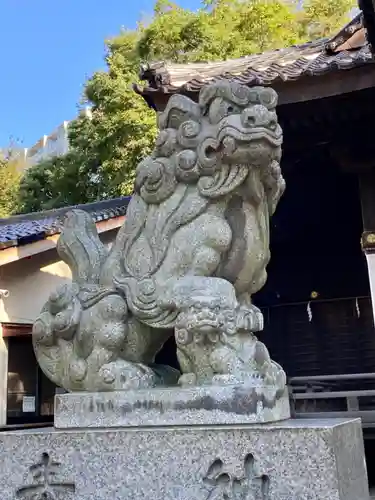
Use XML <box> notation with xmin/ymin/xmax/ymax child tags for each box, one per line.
<box><xmin>0</xmin><ymin>325</ymin><xmax>8</xmax><ymax>426</ymax></box>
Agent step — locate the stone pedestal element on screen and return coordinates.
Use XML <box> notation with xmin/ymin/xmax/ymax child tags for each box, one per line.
<box><xmin>0</xmin><ymin>417</ymin><xmax>369</xmax><ymax>499</ymax></box>
<box><xmin>54</xmin><ymin>386</ymin><xmax>291</xmax><ymax>428</ymax></box>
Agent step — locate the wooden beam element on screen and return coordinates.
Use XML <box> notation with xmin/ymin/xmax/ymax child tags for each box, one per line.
<box><xmin>274</xmin><ymin>65</ymin><xmax>375</xmax><ymax>105</ymax></box>
<box><xmin>0</xmin><ymin>235</ymin><xmax>59</xmax><ymax>266</ymax></box>
<box><xmin>0</xmin><ymin>215</ymin><xmax>125</xmax><ymax>267</ymax></box>
<box><xmin>96</xmin><ymin>215</ymin><xmax>125</xmax><ymax>235</ymax></box>
<box><xmin>331</xmin><ymin>144</ymin><xmax>375</xmax><ymax>173</ymax></box>
<box><xmin>1</xmin><ymin>323</ymin><xmax>32</xmax><ymax>337</ymax></box>
<box><xmin>147</xmin><ymin>65</ymin><xmax>375</xmax><ymax>112</ymax></box>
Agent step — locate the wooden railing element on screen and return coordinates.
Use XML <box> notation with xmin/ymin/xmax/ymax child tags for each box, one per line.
<box><xmin>289</xmin><ymin>372</ymin><xmax>375</xmax><ymax>429</ymax></box>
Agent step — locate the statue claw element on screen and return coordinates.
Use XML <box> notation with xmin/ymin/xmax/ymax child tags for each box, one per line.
<box><xmin>178</xmin><ymin>373</ymin><xmax>197</xmax><ymax>386</ymax></box>
<box><xmin>236</xmin><ymin>304</ymin><xmax>263</xmax><ymax>332</ymax></box>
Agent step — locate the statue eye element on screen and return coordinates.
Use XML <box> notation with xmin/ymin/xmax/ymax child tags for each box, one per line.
<box><xmin>225</xmin><ymin>103</ymin><xmax>241</xmax><ymax>116</ymax></box>
<box><xmin>208</xmin><ymin>98</ymin><xmax>239</xmax><ymax>124</ymax></box>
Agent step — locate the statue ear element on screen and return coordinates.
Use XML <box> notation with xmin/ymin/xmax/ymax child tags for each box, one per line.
<box><xmin>199</xmin><ymin>81</ymin><xmax>231</xmax><ymax>109</ymax></box>
<box><xmin>158</xmin><ymin>94</ymin><xmax>201</xmax><ymax>130</ymax></box>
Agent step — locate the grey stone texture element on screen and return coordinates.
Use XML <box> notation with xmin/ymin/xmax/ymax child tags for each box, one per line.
<box><xmin>0</xmin><ymin>418</ymin><xmax>369</xmax><ymax>500</ymax></box>
<box><xmin>32</xmin><ymin>82</ymin><xmax>287</xmax><ymax>410</ymax></box>
<box><xmin>54</xmin><ymin>386</ymin><xmax>291</xmax><ymax>428</ymax></box>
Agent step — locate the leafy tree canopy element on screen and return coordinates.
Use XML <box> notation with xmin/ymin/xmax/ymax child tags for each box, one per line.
<box><xmin>0</xmin><ymin>152</ymin><xmax>23</xmax><ymax>218</ymax></box>
<box><xmin>18</xmin><ymin>0</ymin><xmax>355</xmax><ymax>213</ymax></box>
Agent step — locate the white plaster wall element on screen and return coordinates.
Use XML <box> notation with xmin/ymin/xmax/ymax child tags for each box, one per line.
<box><xmin>0</xmin><ymin>250</ymin><xmax>72</xmax><ymax>324</ymax></box>
<box><xmin>0</xmin><ymin>230</ymin><xmax>118</xmax><ymax>324</ymax></box>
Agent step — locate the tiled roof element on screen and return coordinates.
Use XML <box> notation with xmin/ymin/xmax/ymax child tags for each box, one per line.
<box><xmin>0</xmin><ymin>197</ymin><xmax>130</xmax><ymax>250</ymax></box>
<box><xmin>137</xmin><ymin>13</ymin><xmax>374</xmax><ymax>96</ymax></box>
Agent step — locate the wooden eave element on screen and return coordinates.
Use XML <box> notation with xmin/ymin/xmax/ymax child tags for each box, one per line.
<box><xmin>135</xmin><ymin>13</ymin><xmax>375</xmax><ymax>109</ymax></box>
<box><xmin>0</xmin><ymin>215</ymin><xmax>125</xmax><ymax>267</ymax></box>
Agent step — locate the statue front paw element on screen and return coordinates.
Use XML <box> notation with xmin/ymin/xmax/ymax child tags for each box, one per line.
<box><xmin>254</xmin><ymin>341</ymin><xmax>286</xmax><ymax>390</ymax></box>
<box><xmin>236</xmin><ymin>304</ymin><xmax>263</xmax><ymax>332</ymax></box>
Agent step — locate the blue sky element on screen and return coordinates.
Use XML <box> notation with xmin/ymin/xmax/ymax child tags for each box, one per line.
<box><xmin>0</xmin><ymin>0</ymin><xmax>201</xmax><ymax>148</ymax></box>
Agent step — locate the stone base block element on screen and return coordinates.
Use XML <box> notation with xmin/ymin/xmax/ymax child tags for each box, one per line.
<box><xmin>54</xmin><ymin>385</ymin><xmax>290</xmax><ymax>428</ymax></box>
<box><xmin>0</xmin><ymin>418</ymin><xmax>369</xmax><ymax>499</ymax></box>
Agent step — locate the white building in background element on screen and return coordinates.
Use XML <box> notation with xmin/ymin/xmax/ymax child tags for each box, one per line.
<box><xmin>0</xmin><ymin>146</ymin><xmax>28</xmax><ymax>167</ymax></box>
<box><xmin>21</xmin><ymin>106</ymin><xmax>92</xmax><ymax>170</ymax></box>
<box><xmin>25</xmin><ymin>121</ymin><xmax>69</xmax><ymax>168</ymax></box>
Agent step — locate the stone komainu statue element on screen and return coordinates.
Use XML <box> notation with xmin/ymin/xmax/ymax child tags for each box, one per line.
<box><xmin>33</xmin><ymin>81</ymin><xmax>286</xmax><ymax>396</ymax></box>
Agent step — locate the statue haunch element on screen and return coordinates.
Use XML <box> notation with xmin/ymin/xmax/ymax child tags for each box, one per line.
<box><xmin>33</xmin><ymin>81</ymin><xmax>286</xmax><ymax>394</ymax></box>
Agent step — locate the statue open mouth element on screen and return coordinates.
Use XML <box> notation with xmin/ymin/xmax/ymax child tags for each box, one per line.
<box><xmin>197</xmin><ymin>322</ymin><xmax>218</xmax><ymax>334</ymax></box>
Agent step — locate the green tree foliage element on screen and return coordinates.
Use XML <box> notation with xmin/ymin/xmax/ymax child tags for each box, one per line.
<box><xmin>297</xmin><ymin>0</ymin><xmax>357</xmax><ymax>38</ymax></box>
<box><xmin>18</xmin><ymin>0</ymin><xmax>355</xmax><ymax>213</ymax></box>
<box><xmin>0</xmin><ymin>154</ymin><xmax>22</xmax><ymax>218</ymax></box>
<box><xmin>19</xmin><ymin>32</ymin><xmax>156</xmax><ymax>213</ymax></box>
<box><xmin>17</xmin><ymin>157</ymin><xmax>70</xmax><ymax>213</ymax></box>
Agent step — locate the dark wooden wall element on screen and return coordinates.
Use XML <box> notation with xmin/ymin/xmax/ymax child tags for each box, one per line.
<box><xmin>255</xmin><ymin>145</ymin><xmax>374</xmax><ymax>376</ymax></box>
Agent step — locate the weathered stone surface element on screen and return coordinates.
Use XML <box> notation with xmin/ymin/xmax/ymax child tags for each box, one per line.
<box><xmin>32</xmin><ymin>81</ymin><xmax>287</xmax><ymax>405</ymax></box>
<box><xmin>0</xmin><ymin>418</ymin><xmax>369</xmax><ymax>500</ymax></box>
<box><xmin>54</xmin><ymin>386</ymin><xmax>290</xmax><ymax>428</ymax></box>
